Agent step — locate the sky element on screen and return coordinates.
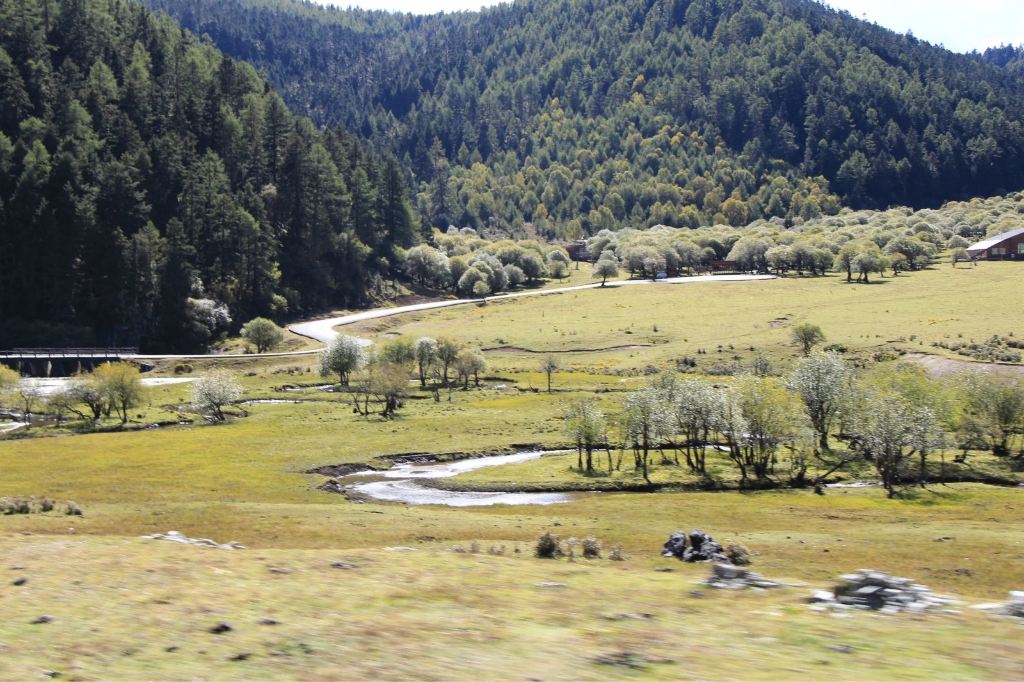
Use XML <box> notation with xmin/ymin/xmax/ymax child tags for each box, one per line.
<box><xmin>321</xmin><ymin>0</ymin><xmax>1024</xmax><ymax>53</ymax></box>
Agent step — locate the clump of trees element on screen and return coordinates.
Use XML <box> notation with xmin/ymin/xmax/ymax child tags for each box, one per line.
<box><xmin>408</xmin><ymin>233</ymin><xmax>571</xmax><ymax>297</ymax></box>
<box><xmin>565</xmin><ymin>355</ymin><xmax>1024</xmax><ymax>498</ymax></box>
<box><xmin>318</xmin><ymin>334</ymin><xmax>489</xmax><ymax>418</ymax></box>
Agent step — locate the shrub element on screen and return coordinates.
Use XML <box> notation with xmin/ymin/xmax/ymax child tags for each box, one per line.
<box><xmin>173</xmin><ymin>363</ymin><xmax>194</xmax><ymax>375</ymax></box>
<box><xmin>581</xmin><ymin>536</ymin><xmax>602</xmax><ymax>559</ymax></box>
<box><xmin>608</xmin><ymin>545</ymin><xmax>626</xmax><ymax>561</ymax></box>
<box><xmin>65</xmin><ymin>501</ymin><xmax>83</xmax><ymax>516</ymax></box>
<box><xmin>0</xmin><ymin>497</ymin><xmax>32</xmax><ymax>515</ymax></box>
<box><xmin>726</xmin><ymin>543</ymin><xmax>752</xmax><ymax>566</ymax></box>
<box><xmin>535</xmin><ymin>531</ymin><xmax>563</xmax><ymax>559</ymax></box>
<box><xmin>37</xmin><ymin>498</ymin><xmax>54</xmax><ymax>513</ymax></box>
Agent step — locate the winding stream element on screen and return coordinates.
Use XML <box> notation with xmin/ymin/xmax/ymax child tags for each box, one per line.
<box><xmin>341</xmin><ymin>451</ymin><xmax>577</xmax><ymax>507</ymax></box>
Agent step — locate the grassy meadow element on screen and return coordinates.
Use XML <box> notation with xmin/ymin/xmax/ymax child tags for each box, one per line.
<box><xmin>1</xmin><ymin>261</ymin><xmax>1023</xmax><ymax>679</ymax></box>
<box><xmin>346</xmin><ymin>261</ymin><xmax>1024</xmax><ymax>375</ymax></box>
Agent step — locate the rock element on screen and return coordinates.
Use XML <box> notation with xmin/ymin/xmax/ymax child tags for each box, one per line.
<box><xmin>535</xmin><ymin>582</ymin><xmax>568</xmax><ymax>589</ymax></box>
<box><xmin>807</xmin><ymin>590</ymin><xmax>836</xmax><ymax>603</ymax></box>
<box><xmin>975</xmin><ymin>591</ymin><xmax>1024</xmax><ymax>620</ymax></box>
<box><xmin>330</xmin><ymin>561</ymin><xmax>356</xmax><ymax>570</ymax></box>
<box><xmin>144</xmin><ymin>531</ymin><xmax>245</xmax><ymax>550</ymax></box>
<box><xmin>813</xmin><ymin>569</ymin><xmax>957</xmax><ymax>613</ymax></box>
<box><xmin>209</xmin><ymin>622</ymin><xmax>233</xmax><ymax>634</ymax></box>
<box><xmin>12</xmin><ymin>577</ymin><xmax>26</xmax><ymax>586</ymax></box>
<box><xmin>661</xmin><ymin>529</ymin><xmax>731</xmax><ymax>563</ymax></box>
<box><xmin>702</xmin><ymin>563</ymin><xmax>783</xmax><ymax>590</ymax></box>
<box><xmin>661</xmin><ymin>531</ymin><xmax>688</xmax><ymax>558</ymax></box>
<box><xmin>258</xmin><ymin>618</ymin><xmax>280</xmax><ymax>626</ymax></box>
<box><xmin>31</xmin><ymin>615</ymin><xmax>53</xmax><ymax>624</ymax></box>
<box><xmin>229</xmin><ymin>652</ymin><xmax>253</xmax><ymax>661</ymax></box>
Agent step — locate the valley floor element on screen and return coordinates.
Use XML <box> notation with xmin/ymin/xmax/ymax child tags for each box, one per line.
<box><xmin>2</xmin><ymin>262</ymin><xmax>1023</xmax><ymax>679</ymax></box>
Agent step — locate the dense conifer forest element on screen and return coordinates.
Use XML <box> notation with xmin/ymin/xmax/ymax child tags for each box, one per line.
<box><xmin>0</xmin><ymin>0</ymin><xmax>418</xmax><ymax>351</ymax></box>
<box><xmin>145</xmin><ymin>0</ymin><xmax>1024</xmax><ymax>236</ymax></box>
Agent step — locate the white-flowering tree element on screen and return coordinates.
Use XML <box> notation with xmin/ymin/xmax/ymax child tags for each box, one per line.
<box><xmin>786</xmin><ymin>351</ymin><xmax>852</xmax><ymax>451</ymax></box>
<box><xmin>404</xmin><ymin>244</ymin><xmax>451</xmax><ymax>288</ymax></box>
<box><xmin>674</xmin><ymin>378</ymin><xmax>727</xmax><ymax>476</ymax></box>
<box><xmin>854</xmin><ymin>395</ymin><xmax>943</xmax><ymax>498</ymax></box>
<box><xmin>564</xmin><ymin>399</ymin><xmax>608</xmax><ymax>472</ymax></box>
<box><xmin>319</xmin><ymin>335</ymin><xmax>365</xmax><ymax>387</ymax></box>
<box><xmin>192</xmin><ymin>371</ymin><xmax>243</xmax><ymax>422</ymax></box>
<box><xmin>454</xmin><ymin>347</ymin><xmax>487</xmax><ymax>389</ymax></box>
<box><xmin>621</xmin><ymin>385</ymin><xmax>674</xmax><ymax>483</ymax></box>
<box><xmin>592</xmin><ymin>252</ymin><xmax>619</xmax><ymax>286</ymax></box>
<box><xmin>414</xmin><ymin>337</ymin><xmax>439</xmax><ymax>388</ymax></box>
<box><xmin>960</xmin><ymin>372</ymin><xmax>1024</xmax><ymax>457</ymax></box>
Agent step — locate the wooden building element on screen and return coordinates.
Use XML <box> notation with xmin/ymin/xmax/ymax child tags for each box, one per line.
<box><xmin>967</xmin><ymin>228</ymin><xmax>1024</xmax><ymax>260</ymax></box>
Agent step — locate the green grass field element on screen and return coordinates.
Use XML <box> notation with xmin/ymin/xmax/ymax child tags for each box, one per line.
<box><xmin>347</xmin><ymin>262</ymin><xmax>1024</xmax><ymax>374</ymax></box>
<box><xmin>1</xmin><ymin>261</ymin><xmax>1023</xmax><ymax>679</ymax></box>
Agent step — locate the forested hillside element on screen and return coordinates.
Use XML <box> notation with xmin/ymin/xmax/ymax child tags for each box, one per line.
<box><xmin>0</xmin><ymin>0</ymin><xmax>418</xmax><ymax>352</ymax></box>
<box><xmin>144</xmin><ymin>0</ymin><xmax>1024</xmax><ymax>236</ymax></box>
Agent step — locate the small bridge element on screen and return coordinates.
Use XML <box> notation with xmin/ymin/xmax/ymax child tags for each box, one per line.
<box><xmin>0</xmin><ymin>348</ymin><xmax>149</xmax><ymax>377</ymax></box>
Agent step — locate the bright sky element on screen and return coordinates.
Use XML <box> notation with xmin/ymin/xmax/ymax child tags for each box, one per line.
<box><xmin>322</xmin><ymin>0</ymin><xmax>1023</xmax><ymax>53</ymax></box>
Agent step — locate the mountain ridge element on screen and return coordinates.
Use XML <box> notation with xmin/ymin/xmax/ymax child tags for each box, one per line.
<box><xmin>144</xmin><ymin>0</ymin><xmax>1024</xmax><ymax>237</ymax></box>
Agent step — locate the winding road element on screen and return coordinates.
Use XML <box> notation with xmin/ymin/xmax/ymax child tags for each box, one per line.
<box><xmin>125</xmin><ymin>274</ymin><xmax>777</xmax><ymax>361</ymax></box>
<box><xmin>287</xmin><ymin>274</ymin><xmax>776</xmax><ymax>348</ymax></box>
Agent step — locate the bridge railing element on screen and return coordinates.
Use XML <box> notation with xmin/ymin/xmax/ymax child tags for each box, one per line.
<box><xmin>0</xmin><ymin>348</ymin><xmax>139</xmax><ymax>358</ymax></box>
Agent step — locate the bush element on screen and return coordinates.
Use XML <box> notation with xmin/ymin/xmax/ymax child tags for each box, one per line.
<box><xmin>608</xmin><ymin>545</ymin><xmax>626</xmax><ymax>561</ymax></box>
<box><xmin>581</xmin><ymin>536</ymin><xmax>602</xmax><ymax>559</ymax></box>
<box><xmin>535</xmin><ymin>531</ymin><xmax>563</xmax><ymax>559</ymax></box>
<box><xmin>37</xmin><ymin>498</ymin><xmax>54</xmax><ymax>513</ymax></box>
<box><xmin>0</xmin><ymin>497</ymin><xmax>32</xmax><ymax>515</ymax></box>
<box><xmin>726</xmin><ymin>543</ymin><xmax>752</xmax><ymax>566</ymax></box>
<box><xmin>65</xmin><ymin>501</ymin><xmax>83</xmax><ymax>516</ymax></box>
<box><xmin>173</xmin><ymin>363</ymin><xmax>194</xmax><ymax>375</ymax></box>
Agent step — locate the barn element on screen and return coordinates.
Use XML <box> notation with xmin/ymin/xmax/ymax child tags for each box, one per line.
<box><xmin>966</xmin><ymin>228</ymin><xmax>1024</xmax><ymax>260</ymax></box>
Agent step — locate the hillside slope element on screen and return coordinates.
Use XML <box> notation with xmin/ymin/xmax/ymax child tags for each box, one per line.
<box><xmin>144</xmin><ymin>0</ymin><xmax>1024</xmax><ymax>235</ymax></box>
<box><xmin>0</xmin><ymin>0</ymin><xmax>417</xmax><ymax>351</ymax></box>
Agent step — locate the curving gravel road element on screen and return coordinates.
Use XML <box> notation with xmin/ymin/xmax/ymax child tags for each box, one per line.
<box><xmin>128</xmin><ymin>274</ymin><xmax>776</xmax><ymax>361</ymax></box>
<box><xmin>287</xmin><ymin>274</ymin><xmax>776</xmax><ymax>346</ymax></box>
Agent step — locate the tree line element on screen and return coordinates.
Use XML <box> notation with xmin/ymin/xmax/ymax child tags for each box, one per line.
<box><xmin>0</xmin><ymin>362</ymin><xmax>243</xmax><ymax>427</ymax></box>
<box><xmin>0</xmin><ymin>0</ymin><xmax>418</xmax><ymax>352</ymax></box>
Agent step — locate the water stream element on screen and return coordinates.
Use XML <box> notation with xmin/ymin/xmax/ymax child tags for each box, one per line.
<box><xmin>340</xmin><ymin>451</ymin><xmax>577</xmax><ymax>507</ymax></box>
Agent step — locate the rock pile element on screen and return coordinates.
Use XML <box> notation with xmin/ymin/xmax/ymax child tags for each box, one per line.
<box><xmin>144</xmin><ymin>530</ymin><xmax>246</xmax><ymax>550</ymax></box>
<box><xmin>662</xmin><ymin>529</ymin><xmax>729</xmax><ymax>563</ymax></box>
<box><xmin>702</xmin><ymin>563</ymin><xmax>783</xmax><ymax>590</ymax></box>
<box><xmin>808</xmin><ymin>570</ymin><xmax>956</xmax><ymax>613</ymax></box>
<box><xmin>973</xmin><ymin>591</ymin><xmax>1024</xmax><ymax>621</ymax></box>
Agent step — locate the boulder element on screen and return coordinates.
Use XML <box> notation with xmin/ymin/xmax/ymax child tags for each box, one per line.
<box><xmin>810</xmin><ymin>569</ymin><xmax>957</xmax><ymax>613</ymax></box>
<box><xmin>703</xmin><ymin>563</ymin><xmax>783</xmax><ymax>590</ymax></box>
<box><xmin>661</xmin><ymin>529</ymin><xmax>730</xmax><ymax>563</ymax></box>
